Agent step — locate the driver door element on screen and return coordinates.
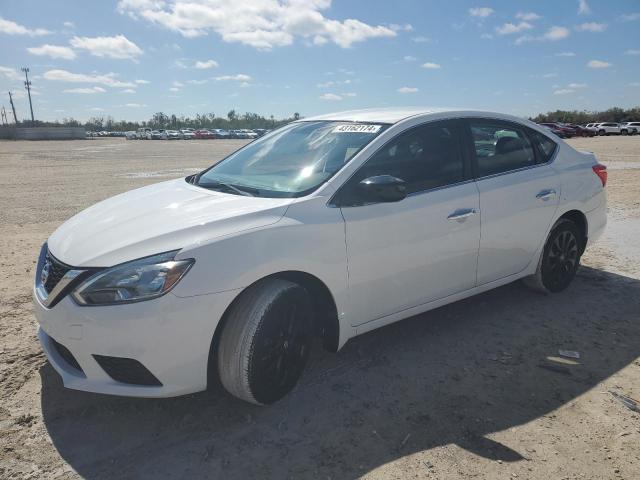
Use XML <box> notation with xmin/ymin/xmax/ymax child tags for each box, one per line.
<box><xmin>334</xmin><ymin>121</ymin><xmax>480</xmax><ymax>327</ymax></box>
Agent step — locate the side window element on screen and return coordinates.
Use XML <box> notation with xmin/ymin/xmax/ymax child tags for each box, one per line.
<box><xmin>469</xmin><ymin>122</ymin><xmax>535</xmax><ymax>177</ymax></box>
<box><xmin>356</xmin><ymin>123</ymin><xmax>464</xmax><ymax>195</ymax></box>
<box><xmin>529</xmin><ymin>129</ymin><xmax>558</xmax><ymax>163</ymax></box>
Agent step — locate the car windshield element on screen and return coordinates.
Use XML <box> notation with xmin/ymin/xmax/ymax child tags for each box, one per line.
<box><xmin>196</xmin><ymin>121</ymin><xmax>387</xmax><ymax>197</ymax></box>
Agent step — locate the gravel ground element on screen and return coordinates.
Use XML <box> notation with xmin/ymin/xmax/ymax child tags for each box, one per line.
<box><xmin>1</xmin><ymin>136</ymin><xmax>639</xmax><ymax>480</ymax></box>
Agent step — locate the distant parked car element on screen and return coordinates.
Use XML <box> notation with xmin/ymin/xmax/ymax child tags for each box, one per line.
<box><xmin>180</xmin><ymin>129</ymin><xmax>196</xmax><ymax>140</ymax></box>
<box><xmin>230</xmin><ymin>129</ymin><xmax>255</xmax><ymax>139</ymax></box>
<box><xmin>596</xmin><ymin>123</ymin><xmax>620</xmax><ymax>136</ymax></box>
<box><xmin>566</xmin><ymin>124</ymin><xmax>595</xmax><ymax>137</ymax></box>
<box><xmin>166</xmin><ymin>130</ymin><xmax>182</xmax><ymax>140</ymax></box>
<box><xmin>150</xmin><ymin>130</ymin><xmax>167</xmax><ymax>140</ymax></box>
<box><xmin>125</xmin><ymin>131</ymin><xmax>137</xmax><ymax>140</ymax></box>
<box><xmin>137</xmin><ymin>127</ymin><xmax>152</xmax><ymax>140</ymax></box>
<box><xmin>584</xmin><ymin>123</ymin><xmax>600</xmax><ymax>134</ymax></box>
<box><xmin>194</xmin><ymin>129</ymin><xmax>215</xmax><ymax>139</ymax></box>
<box><xmin>209</xmin><ymin>129</ymin><xmax>230</xmax><ymax>139</ymax></box>
<box><xmin>239</xmin><ymin>129</ymin><xmax>258</xmax><ymax>139</ymax></box>
<box><xmin>539</xmin><ymin>123</ymin><xmax>571</xmax><ymax>138</ymax></box>
<box><xmin>252</xmin><ymin>129</ymin><xmax>269</xmax><ymax>137</ymax></box>
<box><xmin>620</xmin><ymin>122</ymin><xmax>640</xmax><ymax>135</ymax></box>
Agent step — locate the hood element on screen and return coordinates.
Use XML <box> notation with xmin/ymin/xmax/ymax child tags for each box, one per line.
<box><xmin>48</xmin><ymin>178</ymin><xmax>292</xmax><ymax>267</ymax></box>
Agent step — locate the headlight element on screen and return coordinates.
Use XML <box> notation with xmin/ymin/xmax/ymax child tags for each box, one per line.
<box><xmin>72</xmin><ymin>251</ymin><xmax>194</xmax><ymax>306</ymax></box>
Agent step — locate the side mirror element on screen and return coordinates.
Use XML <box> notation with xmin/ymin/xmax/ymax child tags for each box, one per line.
<box><xmin>357</xmin><ymin>175</ymin><xmax>407</xmax><ymax>203</ymax></box>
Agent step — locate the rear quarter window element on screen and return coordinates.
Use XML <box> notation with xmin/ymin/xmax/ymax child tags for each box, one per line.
<box><xmin>528</xmin><ymin>129</ymin><xmax>558</xmax><ymax>163</ymax></box>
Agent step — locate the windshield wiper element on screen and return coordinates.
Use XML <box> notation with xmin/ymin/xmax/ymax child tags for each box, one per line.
<box><xmin>197</xmin><ymin>180</ymin><xmax>256</xmax><ymax>197</ymax></box>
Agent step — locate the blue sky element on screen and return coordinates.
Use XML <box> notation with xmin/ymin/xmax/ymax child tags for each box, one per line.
<box><xmin>1</xmin><ymin>0</ymin><xmax>639</xmax><ymax>122</ymax></box>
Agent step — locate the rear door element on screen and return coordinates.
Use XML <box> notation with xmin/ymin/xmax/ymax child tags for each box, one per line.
<box><xmin>465</xmin><ymin>120</ymin><xmax>561</xmax><ymax>285</ymax></box>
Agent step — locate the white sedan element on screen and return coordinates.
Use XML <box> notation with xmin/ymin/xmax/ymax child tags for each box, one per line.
<box><xmin>33</xmin><ymin>108</ymin><xmax>607</xmax><ymax>405</ymax></box>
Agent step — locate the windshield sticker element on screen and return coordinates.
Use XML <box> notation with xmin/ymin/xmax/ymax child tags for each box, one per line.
<box><xmin>332</xmin><ymin>124</ymin><xmax>382</xmax><ymax>134</ymax></box>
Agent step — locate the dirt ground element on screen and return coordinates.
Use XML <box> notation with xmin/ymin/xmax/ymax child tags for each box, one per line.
<box><xmin>0</xmin><ymin>136</ymin><xmax>639</xmax><ymax>480</ymax></box>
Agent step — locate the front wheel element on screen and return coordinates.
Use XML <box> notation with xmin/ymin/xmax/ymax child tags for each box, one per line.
<box><xmin>523</xmin><ymin>219</ymin><xmax>583</xmax><ymax>293</ymax></box>
<box><xmin>217</xmin><ymin>279</ymin><xmax>313</xmax><ymax>405</ymax></box>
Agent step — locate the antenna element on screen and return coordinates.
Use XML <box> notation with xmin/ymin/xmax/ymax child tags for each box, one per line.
<box><xmin>8</xmin><ymin>92</ymin><xmax>18</xmax><ymax>124</ymax></box>
<box><xmin>21</xmin><ymin>67</ymin><xmax>35</xmax><ymax>125</ymax></box>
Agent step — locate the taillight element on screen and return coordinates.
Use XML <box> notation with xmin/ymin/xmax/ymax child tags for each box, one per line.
<box><xmin>592</xmin><ymin>164</ymin><xmax>607</xmax><ymax>187</ymax></box>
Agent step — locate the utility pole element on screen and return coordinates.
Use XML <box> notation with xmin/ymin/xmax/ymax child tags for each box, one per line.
<box><xmin>8</xmin><ymin>92</ymin><xmax>18</xmax><ymax>124</ymax></box>
<box><xmin>21</xmin><ymin>67</ymin><xmax>35</xmax><ymax>125</ymax></box>
<box><xmin>1</xmin><ymin>106</ymin><xmax>7</xmax><ymax>126</ymax></box>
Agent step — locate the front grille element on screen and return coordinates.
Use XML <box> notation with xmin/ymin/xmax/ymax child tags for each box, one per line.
<box><xmin>51</xmin><ymin>337</ymin><xmax>84</xmax><ymax>374</ymax></box>
<box><xmin>43</xmin><ymin>251</ymin><xmax>71</xmax><ymax>294</ymax></box>
<box><xmin>93</xmin><ymin>355</ymin><xmax>162</xmax><ymax>386</ymax></box>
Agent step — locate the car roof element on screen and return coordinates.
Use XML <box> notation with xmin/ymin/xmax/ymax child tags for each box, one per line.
<box><xmin>302</xmin><ymin>107</ymin><xmax>531</xmax><ymax>125</ymax></box>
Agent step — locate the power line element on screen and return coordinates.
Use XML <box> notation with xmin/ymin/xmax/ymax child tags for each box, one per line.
<box><xmin>21</xmin><ymin>67</ymin><xmax>35</xmax><ymax>125</ymax></box>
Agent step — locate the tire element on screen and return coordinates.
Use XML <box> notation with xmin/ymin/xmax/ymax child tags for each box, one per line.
<box><xmin>523</xmin><ymin>219</ymin><xmax>583</xmax><ymax>294</ymax></box>
<box><xmin>598</xmin><ymin>130</ymin><xmax>605</xmax><ymax>136</ymax></box>
<box><xmin>621</xmin><ymin>129</ymin><xmax>628</xmax><ymax>136</ymax></box>
<box><xmin>217</xmin><ymin>279</ymin><xmax>313</xmax><ymax>405</ymax></box>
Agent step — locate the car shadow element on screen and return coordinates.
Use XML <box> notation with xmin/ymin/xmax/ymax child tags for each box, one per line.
<box><xmin>40</xmin><ymin>266</ymin><xmax>640</xmax><ymax>479</ymax></box>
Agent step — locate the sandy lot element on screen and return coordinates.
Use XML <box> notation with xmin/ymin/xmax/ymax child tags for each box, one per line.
<box><xmin>1</xmin><ymin>136</ymin><xmax>639</xmax><ymax>480</ymax></box>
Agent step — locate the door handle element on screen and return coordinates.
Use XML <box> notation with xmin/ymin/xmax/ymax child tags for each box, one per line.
<box><xmin>447</xmin><ymin>208</ymin><xmax>477</xmax><ymax>221</ymax></box>
<box><xmin>536</xmin><ymin>189</ymin><xmax>556</xmax><ymax>201</ymax></box>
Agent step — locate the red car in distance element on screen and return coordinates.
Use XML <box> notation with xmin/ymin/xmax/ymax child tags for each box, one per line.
<box><xmin>194</xmin><ymin>129</ymin><xmax>215</xmax><ymax>139</ymax></box>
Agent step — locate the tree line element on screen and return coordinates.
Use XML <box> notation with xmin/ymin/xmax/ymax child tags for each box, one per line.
<box><xmin>531</xmin><ymin>106</ymin><xmax>640</xmax><ymax>124</ymax></box>
<box><xmin>2</xmin><ymin>110</ymin><xmax>302</xmax><ymax>132</ymax></box>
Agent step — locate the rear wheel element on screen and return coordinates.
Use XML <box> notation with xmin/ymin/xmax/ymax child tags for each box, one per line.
<box><xmin>523</xmin><ymin>219</ymin><xmax>583</xmax><ymax>293</ymax></box>
<box><xmin>217</xmin><ymin>279</ymin><xmax>313</xmax><ymax>405</ymax></box>
<box><xmin>598</xmin><ymin>129</ymin><xmax>606</xmax><ymax>136</ymax></box>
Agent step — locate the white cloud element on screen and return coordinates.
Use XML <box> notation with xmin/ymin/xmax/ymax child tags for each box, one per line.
<box><xmin>27</xmin><ymin>44</ymin><xmax>76</xmax><ymax>60</ymax></box>
<box><xmin>169</xmin><ymin>87</ymin><xmax>180</xmax><ymax>92</ymax></box>
<box><xmin>403</xmin><ymin>55</ymin><xmax>417</xmax><ymax>62</ymax></box>
<box><xmin>555</xmin><ymin>52</ymin><xmax>576</xmax><ymax>57</ymax></box>
<box><xmin>88</xmin><ymin>107</ymin><xmax>104</xmax><ymax>112</ymax></box>
<box><xmin>421</xmin><ymin>62</ymin><xmax>441</xmax><ymax>69</ymax></box>
<box><xmin>568</xmin><ymin>83</ymin><xmax>587</xmax><ymax>88</ymax></box>
<box><xmin>124</xmin><ymin>103</ymin><xmax>146</xmax><ymax>107</ymax></box>
<box><xmin>195</xmin><ymin>59</ymin><xmax>219</xmax><ymax>69</ymax></box>
<box><xmin>117</xmin><ymin>0</ymin><xmax>396</xmax><ymax>49</ymax></box>
<box><xmin>0</xmin><ymin>65</ymin><xmax>21</xmax><ymax>81</ymax></box>
<box><xmin>553</xmin><ymin>88</ymin><xmax>574</xmax><ymax>95</ymax></box>
<box><xmin>121</xmin><ymin>88</ymin><xmax>137</xmax><ymax>93</ymax></box>
<box><xmin>70</xmin><ymin>35</ymin><xmax>143</xmax><ymax>59</ymax></box>
<box><xmin>135</xmin><ymin>79</ymin><xmax>150</xmax><ymax>84</ymax></box>
<box><xmin>43</xmin><ymin>69</ymin><xmax>135</xmax><ymax>88</ymax></box>
<box><xmin>516</xmin><ymin>26</ymin><xmax>570</xmax><ymax>44</ymax></box>
<box><xmin>342</xmin><ymin>92</ymin><xmax>356</xmax><ymax>97</ymax></box>
<box><xmin>389</xmin><ymin>23</ymin><xmax>413</xmax><ymax>32</ymax></box>
<box><xmin>578</xmin><ymin>0</ymin><xmax>591</xmax><ymax>15</ymax></box>
<box><xmin>412</xmin><ymin>36</ymin><xmax>430</xmax><ymax>43</ymax></box>
<box><xmin>186</xmin><ymin>79</ymin><xmax>208</xmax><ymax>85</ymax></box>
<box><xmin>397</xmin><ymin>86</ymin><xmax>419</xmax><ymax>93</ymax></box>
<box><xmin>496</xmin><ymin>22</ymin><xmax>532</xmax><ymax>35</ymax></box>
<box><xmin>587</xmin><ymin>59</ymin><xmax>611</xmax><ymax>68</ymax></box>
<box><xmin>543</xmin><ymin>26</ymin><xmax>570</xmax><ymax>41</ymax></box>
<box><xmin>63</xmin><ymin>21</ymin><xmax>75</xmax><ymax>28</ymax></box>
<box><xmin>516</xmin><ymin>12</ymin><xmax>541</xmax><ymax>21</ymax></box>
<box><xmin>468</xmin><ymin>7</ymin><xmax>494</xmax><ymax>18</ymax></box>
<box><xmin>625</xmin><ymin>49</ymin><xmax>640</xmax><ymax>56</ymax></box>
<box><xmin>63</xmin><ymin>86</ymin><xmax>107</xmax><ymax>94</ymax></box>
<box><xmin>620</xmin><ymin>13</ymin><xmax>640</xmax><ymax>22</ymax></box>
<box><xmin>0</xmin><ymin>16</ymin><xmax>50</xmax><ymax>36</ymax></box>
<box><xmin>213</xmin><ymin>74</ymin><xmax>251</xmax><ymax>82</ymax></box>
<box><xmin>576</xmin><ymin>22</ymin><xmax>607</xmax><ymax>32</ymax></box>
<box><xmin>319</xmin><ymin>93</ymin><xmax>342</xmax><ymax>101</ymax></box>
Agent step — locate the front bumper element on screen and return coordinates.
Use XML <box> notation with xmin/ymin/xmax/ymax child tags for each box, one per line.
<box><xmin>34</xmin><ymin>286</ymin><xmax>240</xmax><ymax>398</ymax></box>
